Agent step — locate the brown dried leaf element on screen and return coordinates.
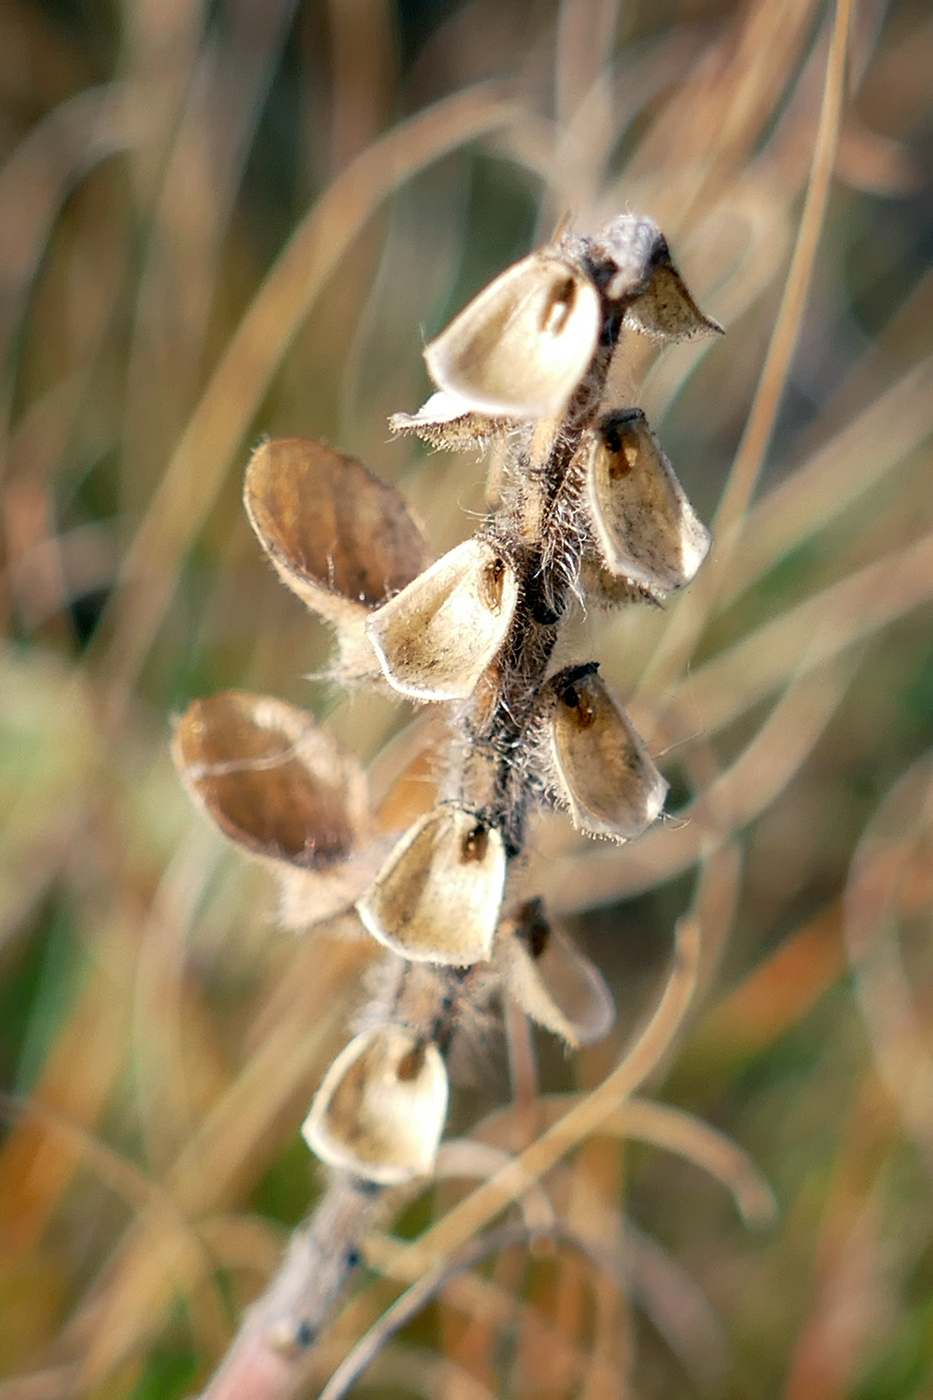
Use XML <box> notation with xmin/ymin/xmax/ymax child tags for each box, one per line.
<box><xmin>244</xmin><ymin>437</ymin><xmax>431</xmax><ymax>614</ymax></box>
<box><xmin>173</xmin><ymin>691</ymin><xmax>371</xmax><ymax>871</ymax></box>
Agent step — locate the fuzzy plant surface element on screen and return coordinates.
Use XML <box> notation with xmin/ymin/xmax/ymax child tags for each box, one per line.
<box><xmin>172</xmin><ymin>214</ymin><xmax>759</xmax><ymax>1400</ymax></box>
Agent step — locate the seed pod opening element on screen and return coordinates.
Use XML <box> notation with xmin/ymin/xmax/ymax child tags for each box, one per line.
<box><xmin>365</xmin><ymin>539</ymin><xmax>518</xmax><ymax>701</ymax></box>
<box><xmin>498</xmin><ymin>899</ymin><xmax>616</xmax><ymax>1048</ymax></box>
<box><xmin>389</xmin><ymin>391</ymin><xmax>509</xmax><ymax>452</ymax></box>
<box><xmin>302</xmin><ymin>1026</ymin><xmax>448</xmax><ymax>1185</ymax></box>
<box><xmin>541</xmin><ymin>664</ymin><xmax>668</xmax><ymax>842</ymax></box>
<box><xmin>579</xmin><ymin>557</ymin><xmax>665</xmax><ymax>610</ymax></box>
<box><xmin>173</xmin><ymin>691</ymin><xmax>371</xmax><ymax>868</ymax></box>
<box><xmin>424</xmin><ymin>253</ymin><xmax>601</xmax><ymax>417</ymax></box>
<box><xmin>585</xmin><ymin>410</ymin><xmax>711</xmax><ymax>594</ymax></box>
<box><xmin>356</xmin><ymin>806</ymin><xmax>507</xmax><ymax>965</ymax></box>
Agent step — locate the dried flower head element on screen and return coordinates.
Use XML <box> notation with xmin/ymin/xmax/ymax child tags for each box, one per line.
<box><xmin>177</xmin><ymin>211</ymin><xmax>721</xmax><ymax>1391</ymax></box>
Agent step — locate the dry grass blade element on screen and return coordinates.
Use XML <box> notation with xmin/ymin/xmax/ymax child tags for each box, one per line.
<box><xmin>95</xmin><ymin>85</ymin><xmax>522</xmax><ymax>718</ymax></box>
<box><xmin>844</xmin><ymin>754</ymin><xmax>933</xmax><ymax>1175</ymax></box>
<box><xmin>608</xmin><ymin>1100</ymin><xmax>777</xmax><ymax>1229</ymax></box>
<box><xmin>469</xmin><ymin>1094</ymin><xmax>776</xmax><ymax>1229</ymax></box>
<box><xmin>715</xmin><ymin>0</ymin><xmax>853</xmax><ymax>533</ymax></box>
<box><xmin>624</xmin><ymin>1221</ymin><xmax>729</xmax><ymax>1394</ymax></box>
<box><xmin>721</xmin><ymin>354</ymin><xmax>933</xmax><ymax>605</ymax></box>
<box><xmin>640</xmin><ymin>0</ymin><xmax>854</xmax><ymax>694</ymax></box>
<box><xmin>317</xmin><ymin>1223</ymin><xmax>537</xmax><ymax>1400</ymax></box>
<box><xmin>674</xmin><ymin>528</ymin><xmax>933</xmax><ymax>737</ymax></box>
<box><xmin>0</xmin><ymin>85</ymin><xmax>143</xmax><ymax>380</ymax></box>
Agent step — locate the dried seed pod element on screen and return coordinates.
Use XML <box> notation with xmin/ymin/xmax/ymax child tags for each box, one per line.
<box><xmin>365</xmin><ymin>539</ymin><xmax>519</xmax><ymax>701</ymax></box>
<box><xmin>595</xmin><ymin>215</ymin><xmax>723</xmax><ymax>340</ymax></box>
<box><xmin>579</xmin><ymin>556</ymin><xmax>665</xmax><ymax>609</ymax></box>
<box><xmin>357</xmin><ymin>806</ymin><xmax>507</xmax><ymax>965</ymax></box>
<box><xmin>585</xmin><ymin>410</ymin><xmax>711</xmax><ymax>594</ymax></box>
<box><xmin>424</xmin><ymin>253</ymin><xmax>601</xmax><ymax>417</ymax></box>
<box><xmin>389</xmin><ymin>391</ymin><xmax>509</xmax><ymax>452</ymax></box>
<box><xmin>174</xmin><ymin>693</ymin><xmax>381</xmax><ymax>927</ymax></box>
<box><xmin>244</xmin><ymin>438</ymin><xmax>431</xmax><ymax>680</ymax></box>
<box><xmin>497</xmin><ymin>899</ymin><xmax>616</xmax><ymax>1049</ymax></box>
<box><xmin>173</xmin><ymin>691</ymin><xmax>371</xmax><ymax>869</ymax></box>
<box><xmin>302</xmin><ymin>1026</ymin><xmax>448</xmax><ymax>1185</ymax></box>
<box><xmin>540</xmin><ymin>664</ymin><xmax>668</xmax><ymax>841</ymax></box>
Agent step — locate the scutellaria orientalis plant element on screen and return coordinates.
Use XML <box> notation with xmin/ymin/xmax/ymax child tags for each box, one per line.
<box><xmin>175</xmin><ymin>213</ymin><xmax>750</xmax><ymax>1400</ymax></box>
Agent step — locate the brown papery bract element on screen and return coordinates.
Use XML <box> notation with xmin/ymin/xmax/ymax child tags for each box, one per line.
<box><xmin>539</xmin><ymin>664</ymin><xmax>669</xmax><ymax>841</ymax></box>
<box><xmin>173</xmin><ymin>691</ymin><xmax>372</xmax><ymax>870</ymax></box>
<box><xmin>356</xmin><ymin>806</ymin><xmax>507</xmax><ymax>965</ymax></box>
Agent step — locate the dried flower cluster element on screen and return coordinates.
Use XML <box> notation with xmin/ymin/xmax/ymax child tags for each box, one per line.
<box><xmin>174</xmin><ymin>214</ymin><xmax>721</xmax><ymax>1387</ymax></box>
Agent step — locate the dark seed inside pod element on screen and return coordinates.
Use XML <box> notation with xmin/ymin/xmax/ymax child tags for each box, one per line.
<box><xmin>396</xmin><ymin>1042</ymin><xmax>427</xmax><ymax>1082</ymax></box>
<box><xmin>526</xmin><ymin>572</ymin><xmax>564</xmax><ymax>625</ymax></box>
<box><xmin>509</xmin><ymin>897</ymin><xmax>552</xmax><ymax>959</ymax></box>
<box><xmin>541</xmin><ymin>276</ymin><xmax>578</xmax><ymax>335</ymax></box>
<box><xmin>556</xmin><ymin>662</ymin><xmax>601</xmax><ymax>714</ymax></box>
<box><xmin>460</xmin><ymin>823</ymin><xmax>489</xmax><ymax>863</ymax></box>
<box><xmin>605</xmin><ymin>428</ymin><xmax>639</xmax><ymax>477</ymax></box>
<box><xmin>480</xmin><ymin>556</ymin><xmax>507</xmax><ymax>611</ymax></box>
<box><xmin>602</xmin><ymin>407</ymin><xmax>643</xmax><ymax>463</ymax></box>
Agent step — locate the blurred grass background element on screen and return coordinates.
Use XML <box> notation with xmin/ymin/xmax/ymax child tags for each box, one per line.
<box><xmin>0</xmin><ymin>0</ymin><xmax>932</xmax><ymax>1396</ymax></box>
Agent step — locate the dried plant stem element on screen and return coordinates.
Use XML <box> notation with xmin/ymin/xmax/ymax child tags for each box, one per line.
<box><xmin>199</xmin><ymin>1177</ymin><xmax>385</xmax><ymax>1400</ymax></box>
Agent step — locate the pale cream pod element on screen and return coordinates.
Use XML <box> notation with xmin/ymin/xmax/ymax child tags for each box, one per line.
<box><xmin>497</xmin><ymin>899</ymin><xmax>616</xmax><ymax>1049</ymax></box>
<box><xmin>424</xmin><ymin>253</ymin><xmax>601</xmax><ymax>417</ymax></box>
<box><xmin>365</xmin><ymin>538</ymin><xmax>518</xmax><ymax>701</ymax></box>
<box><xmin>542</xmin><ymin>664</ymin><xmax>668</xmax><ymax>841</ymax></box>
<box><xmin>585</xmin><ymin>410</ymin><xmax>711</xmax><ymax>594</ymax></box>
<box><xmin>302</xmin><ymin>1026</ymin><xmax>448</xmax><ymax>1185</ymax></box>
<box><xmin>356</xmin><ymin>806</ymin><xmax>507</xmax><ymax>965</ymax></box>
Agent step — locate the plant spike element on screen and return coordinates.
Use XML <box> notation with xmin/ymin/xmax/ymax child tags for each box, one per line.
<box><xmin>180</xmin><ymin>213</ymin><xmax>721</xmax><ymax>1399</ymax></box>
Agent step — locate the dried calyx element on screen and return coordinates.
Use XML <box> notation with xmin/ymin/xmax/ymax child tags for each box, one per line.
<box><xmin>174</xmin><ymin>213</ymin><xmax>718</xmax><ymax>1352</ymax></box>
